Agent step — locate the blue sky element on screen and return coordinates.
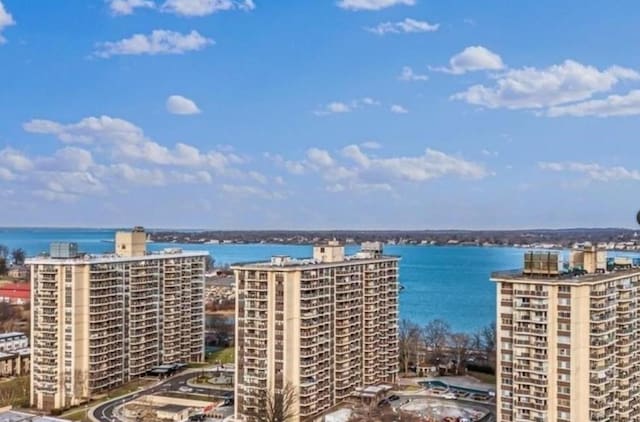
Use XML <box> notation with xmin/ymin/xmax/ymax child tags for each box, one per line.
<box><xmin>1</xmin><ymin>0</ymin><xmax>640</xmax><ymax>229</ymax></box>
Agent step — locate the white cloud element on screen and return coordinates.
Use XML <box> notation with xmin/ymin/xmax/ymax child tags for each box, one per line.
<box><xmin>539</xmin><ymin>161</ymin><xmax>640</xmax><ymax>182</ymax></box>
<box><xmin>221</xmin><ymin>184</ymin><xmax>285</xmax><ymax>200</ymax></box>
<box><xmin>367</xmin><ymin>18</ymin><xmax>439</xmax><ymax>35</ymax></box>
<box><xmin>360</xmin><ymin>141</ymin><xmax>381</xmax><ymax>149</ymax></box>
<box><xmin>94</xmin><ymin>29</ymin><xmax>213</xmax><ymax>58</ymax></box>
<box><xmin>390</xmin><ymin>104</ymin><xmax>408</xmax><ymax>114</ymax></box>
<box><xmin>399</xmin><ymin>66</ymin><xmax>428</xmax><ymax>81</ymax></box>
<box><xmin>314</xmin><ymin>97</ymin><xmax>380</xmax><ymax>116</ymax></box>
<box><xmin>166</xmin><ymin>95</ymin><xmax>201</xmax><ymax>115</ymax></box>
<box><xmin>434</xmin><ymin>46</ymin><xmax>504</xmax><ymax>75</ymax></box>
<box><xmin>161</xmin><ymin>0</ymin><xmax>255</xmax><ymax>16</ymax></box>
<box><xmin>337</xmin><ymin>0</ymin><xmax>415</xmax><ymax>11</ymax></box>
<box><xmin>452</xmin><ymin>60</ymin><xmax>640</xmax><ymax>110</ymax></box>
<box><xmin>108</xmin><ymin>0</ymin><xmax>155</xmax><ymax>15</ymax></box>
<box><xmin>0</xmin><ymin>167</ymin><xmax>14</xmax><ymax>181</ymax></box>
<box><xmin>274</xmin><ymin>144</ymin><xmax>488</xmax><ymax>192</ymax></box>
<box><xmin>248</xmin><ymin>171</ymin><xmax>268</xmax><ymax>184</ymax></box>
<box><xmin>23</xmin><ymin>115</ymin><xmax>238</xmax><ymax>173</ymax></box>
<box><xmin>547</xmin><ymin>89</ymin><xmax>640</xmax><ymax>117</ymax></box>
<box><xmin>0</xmin><ymin>0</ymin><xmax>15</xmax><ymax>44</ymax></box>
<box><xmin>0</xmin><ymin>148</ymin><xmax>33</xmax><ymax>171</ymax></box>
<box><xmin>481</xmin><ymin>149</ymin><xmax>498</xmax><ymax>157</ymax></box>
<box><xmin>306</xmin><ymin>148</ymin><xmax>335</xmax><ymax>168</ymax></box>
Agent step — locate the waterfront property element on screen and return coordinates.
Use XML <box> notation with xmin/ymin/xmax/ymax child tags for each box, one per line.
<box><xmin>492</xmin><ymin>245</ymin><xmax>640</xmax><ymax>422</ymax></box>
<box><xmin>27</xmin><ymin>227</ymin><xmax>208</xmax><ymax>411</ymax></box>
<box><xmin>232</xmin><ymin>241</ymin><xmax>400</xmax><ymax>421</ymax></box>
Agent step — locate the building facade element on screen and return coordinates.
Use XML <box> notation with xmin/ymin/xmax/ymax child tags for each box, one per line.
<box><xmin>27</xmin><ymin>228</ymin><xmax>207</xmax><ymax>411</ymax></box>
<box><xmin>492</xmin><ymin>247</ymin><xmax>640</xmax><ymax>422</ymax></box>
<box><xmin>232</xmin><ymin>241</ymin><xmax>399</xmax><ymax>421</ymax></box>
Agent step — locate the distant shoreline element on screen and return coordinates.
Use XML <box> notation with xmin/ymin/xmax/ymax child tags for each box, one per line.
<box><xmin>147</xmin><ymin>228</ymin><xmax>640</xmax><ymax>252</ymax></box>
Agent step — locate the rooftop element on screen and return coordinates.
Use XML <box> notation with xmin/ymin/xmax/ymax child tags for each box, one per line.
<box><xmin>491</xmin><ymin>267</ymin><xmax>640</xmax><ymax>284</ymax></box>
<box><xmin>0</xmin><ymin>410</ymin><xmax>69</xmax><ymax>422</ymax></box>
<box><xmin>26</xmin><ymin>248</ymin><xmax>208</xmax><ymax>265</ymax></box>
<box><xmin>0</xmin><ymin>332</ymin><xmax>27</xmax><ymax>340</ymax></box>
<box><xmin>232</xmin><ymin>251</ymin><xmax>399</xmax><ymax>270</ymax></box>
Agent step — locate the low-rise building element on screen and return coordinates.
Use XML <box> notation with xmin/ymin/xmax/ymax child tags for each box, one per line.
<box><xmin>0</xmin><ymin>348</ymin><xmax>29</xmax><ymax>376</ymax></box>
<box><xmin>7</xmin><ymin>265</ymin><xmax>29</xmax><ymax>280</ymax></box>
<box><xmin>0</xmin><ymin>283</ymin><xmax>30</xmax><ymax>305</ymax></box>
<box><xmin>0</xmin><ymin>332</ymin><xmax>28</xmax><ymax>352</ymax></box>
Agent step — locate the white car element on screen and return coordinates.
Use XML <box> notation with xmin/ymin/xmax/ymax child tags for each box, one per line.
<box><xmin>179</xmin><ymin>386</ymin><xmax>193</xmax><ymax>393</ymax></box>
<box><xmin>442</xmin><ymin>392</ymin><xmax>457</xmax><ymax>400</ymax></box>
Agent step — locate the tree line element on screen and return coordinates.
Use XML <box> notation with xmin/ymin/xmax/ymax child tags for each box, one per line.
<box><xmin>399</xmin><ymin>318</ymin><xmax>496</xmax><ymax>376</ymax></box>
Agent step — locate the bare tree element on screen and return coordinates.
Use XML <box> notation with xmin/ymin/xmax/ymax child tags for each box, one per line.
<box><xmin>421</xmin><ymin>319</ymin><xmax>451</xmax><ymax>365</ymax></box>
<box><xmin>482</xmin><ymin>322</ymin><xmax>497</xmax><ymax>371</ymax></box>
<box><xmin>398</xmin><ymin>319</ymin><xmax>420</xmax><ymax>374</ymax></box>
<box><xmin>245</xmin><ymin>382</ymin><xmax>297</xmax><ymax>422</ymax></box>
<box><xmin>449</xmin><ymin>332</ymin><xmax>472</xmax><ymax>375</ymax></box>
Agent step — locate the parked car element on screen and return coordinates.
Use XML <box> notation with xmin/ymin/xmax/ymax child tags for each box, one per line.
<box><xmin>387</xmin><ymin>394</ymin><xmax>400</xmax><ymax>401</ymax></box>
<box><xmin>443</xmin><ymin>392</ymin><xmax>456</xmax><ymax>400</ymax></box>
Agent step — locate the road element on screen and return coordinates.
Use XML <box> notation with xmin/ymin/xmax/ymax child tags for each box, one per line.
<box><xmin>92</xmin><ymin>371</ymin><xmax>233</xmax><ymax>422</ymax></box>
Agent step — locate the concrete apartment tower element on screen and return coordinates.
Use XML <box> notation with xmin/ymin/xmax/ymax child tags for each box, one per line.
<box><xmin>232</xmin><ymin>241</ymin><xmax>400</xmax><ymax>421</ymax></box>
<box><xmin>492</xmin><ymin>246</ymin><xmax>640</xmax><ymax>422</ymax></box>
<box><xmin>28</xmin><ymin>227</ymin><xmax>208</xmax><ymax>411</ymax></box>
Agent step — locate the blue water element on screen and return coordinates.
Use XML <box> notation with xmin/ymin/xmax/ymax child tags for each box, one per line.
<box><xmin>0</xmin><ymin>228</ymin><xmax>527</xmax><ymax>332</ymax></box>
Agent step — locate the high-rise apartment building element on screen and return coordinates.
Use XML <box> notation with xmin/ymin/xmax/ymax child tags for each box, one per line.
<box><xmin>27</xmin><ymin>227</ymin><xmax>207</xmax><ymax>411</ymax></box>
<box><xmin>492</xmin><ymin>246</ymin><xmax>640</xmax><ymax>422</ymax></box>
<box><xmin>232</xmin><ymin>241</ymin><xmax>399</xmax><ymax>421</ymax></box>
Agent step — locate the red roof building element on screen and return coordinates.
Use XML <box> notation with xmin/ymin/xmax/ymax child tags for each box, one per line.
<box><xmin>0</xmin><ymin>283</ymin><xmax>30</xmax><ymax>305</ymax></box>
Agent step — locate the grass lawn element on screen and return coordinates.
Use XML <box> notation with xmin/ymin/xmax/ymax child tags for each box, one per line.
<box><xmin>0</xmin><ymin>376</ymin><xmax>29</xmax><ymax>407</ymax></box>
<box><xmin>206</xmin><ymin>347</ymin><xmax>235</xmax><ymax>364</ymax></box>
<box><xmin>60</xmin><ymin>379</ymin><xmax>152</xmax><ymax>421</ymax></box>
<box><xmin>468</xmin><ymin>371</ymin><xmax>496</xmax><ymax>385</ymax></box>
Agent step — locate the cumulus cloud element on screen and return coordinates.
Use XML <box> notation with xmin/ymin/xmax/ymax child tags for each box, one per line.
<box><xmin>539</xmin><ymin>161</ymin><xmax>640</xmax><ymax>182</ymax></box>
<box><xmin>433</xmin><ymin>46</ymin><xmax>504</xmax><ymax>75</ymax></box>
<box><xmin>306</xmin><ymin>148</ymin><xmax>335</xmax><ymax>168</ymax></box>
<box><xmin>547</xmin><ymin>89</ymin><xmax>640</xmax><ymax>117</ymax></box>
<box><xmin>366</xmin><ymin>18</ymin><xmax>438</xmax><ymax>35</ymax></box>
<box><xmin>452</xmin><ymin>60</ymin><xmax>640</xmax><ymax>110</ymax></box>
<box><xmin>221</xmin><ymin>184</ymin><xmax>285</xmax><ymax>200</ymax></box>
<box><xmin>270</xmin><ymin>144</ymin><xmax>488</xmax><ymax>193</ymax></box>
<box><xmin>390</xmin><ymin>104</ymin><xmax>408</xmax><ymax>114</ymax></box>
<box><xmin>166</xmin><ymin>95</ymin><xmax>201</xmax><ymax>115</ymax></box>
<box><xmin>337</xmin><ymin>0</ymin><xmax>415</xmax><ymax>11</ymax></box>
<box><xmin>0</xmin><ymin>0</ymin><xmax>15</xmax><ymax>44</ymax></box>
<box><xmin>399</xmin><ymin>66</ymin><xmax>428</xmax><ymax>81</ymax></box>
<box><xmin>108</xmin><ymin>0</ymin><xmax>155</xmax><ymax>15</ymax></box>
<box><xmin>94</xmin><ymin>29</ymin><xmax>213</xmax><ymax>58</ymax></box>
<box><xmin>161</xmin><ymin>0</ymin><xmax>255</xmax><ymax>16</ymax></box>
<box><xmin>23</xmin><ymin>115</ymin><xmax>240</xmax><ymax>172</ymax></box>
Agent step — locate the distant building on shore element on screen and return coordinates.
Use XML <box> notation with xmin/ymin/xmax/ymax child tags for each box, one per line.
<box><xmin>232</xmin><ymin>241</ymin><xmax>399</xmax><ymax>421</ymax></box>
<box><xmin>27</xmin><ymin>227</ymin><xmax>208</xmax><ymax>411</ymax></box>
<box><xmin>492</xmin><ymin>245</ymin><xmax>640</xmax><ymax>422</ymax></box>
